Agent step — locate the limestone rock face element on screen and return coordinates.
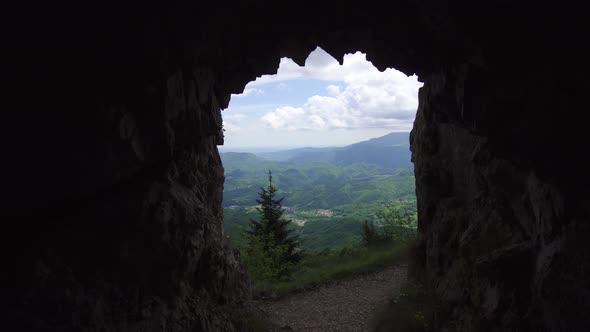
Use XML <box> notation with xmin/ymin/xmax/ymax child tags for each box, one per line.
<box><xmin>8</xmin><ymin>64</ymin><xmax>249</xmax><ymax>330</ymax></box>
<box><xmin>412</xmin><ymin>64</ymin><xmax>590</xmax><ymax>330</ymax></box>
<box><xmin>5</xmin><ymin>1</ymin><xmax>590</xmax><ymax>331</ymax></box>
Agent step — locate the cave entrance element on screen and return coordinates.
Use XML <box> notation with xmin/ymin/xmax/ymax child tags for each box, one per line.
<box><xmin>220</xmin><ymin>46</ymin><xmax>421</xmax><ymax>288</ymax></box>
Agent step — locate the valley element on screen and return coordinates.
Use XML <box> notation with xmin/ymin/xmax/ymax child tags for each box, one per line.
<box><xmin>222</xmin><ymin>132</ymin><xmax>417</xmax><ymax>251</ymax></box>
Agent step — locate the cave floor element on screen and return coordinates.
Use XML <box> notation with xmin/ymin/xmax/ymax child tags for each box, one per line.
<box><xmin>259</xmin><ymin>265</ymin><xmax>407</xmax><ymax>331</ymax></box>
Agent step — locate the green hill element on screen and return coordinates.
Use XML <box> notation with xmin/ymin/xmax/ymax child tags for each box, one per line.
<box><xmin>257</xmin><ymin>132</ymin><xmax>411</xmax><ymax>168</ymax></box>
<box><xmin>222</xmin><ymin>132</ymin><xmax>416</xmax><ymax>251</ymax></box>
<box><xmin>222</xmin><ymin>153</ymin><xmax>413</xmax><ymax>208</ymax></box>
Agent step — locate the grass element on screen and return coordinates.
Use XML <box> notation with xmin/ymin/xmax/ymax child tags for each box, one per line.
<box><xmin>371</xmin><ymin>284</ymin><xmax>436</xmax><ymax>332</ymax></box>
<box><xmin>250</xmin><ymin>241</ymin><xmax>411</xmax><ymax>298</ymax></box>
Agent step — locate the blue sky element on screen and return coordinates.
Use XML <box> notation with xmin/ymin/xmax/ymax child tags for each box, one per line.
<box><xmin>221</xmin><ymin>47</ymin><xmax>423</xmax><ymax>151</ymax></box>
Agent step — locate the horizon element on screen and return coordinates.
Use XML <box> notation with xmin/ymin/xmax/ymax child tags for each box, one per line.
<box><xmin>219</xmin><ymin>130</ymin><xmax>411</xmax><ymax>153</ymax></box>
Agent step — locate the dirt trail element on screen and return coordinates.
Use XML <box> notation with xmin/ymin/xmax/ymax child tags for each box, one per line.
<box><xmin>259</xmin><ymin>265</ymin><xmax>407</xmax><ymax>332</ymax></box>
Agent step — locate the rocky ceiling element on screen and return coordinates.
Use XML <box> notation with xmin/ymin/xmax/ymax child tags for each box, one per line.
<box><xmin>5</xmin><ymin>1</ymin><xmax>590</xmax><ymax>331</ymax></box>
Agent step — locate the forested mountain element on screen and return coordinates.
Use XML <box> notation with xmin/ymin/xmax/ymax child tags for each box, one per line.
<box><xmin>222</xmin><ymin>132</ymin><xmax>416</xmax><ymax>251</ymax></box>
<box><xmin>222</xmin><ymin>152</ymin><xmax>414</xmax><ymax>208</ymax></box>
<box><xmin>346</xmin><ymin>132</ymin><xmax>409</xmax><ymax>147</ymax></box>
<box><xmin>257</xmin><ymin>132</ymin><xmax>411</xmax><ymax>168</ymax></box>
<box><xmin>256</xmin><ymin>147</ymin><xmax>339</xmax><ymax>162</ymax></box>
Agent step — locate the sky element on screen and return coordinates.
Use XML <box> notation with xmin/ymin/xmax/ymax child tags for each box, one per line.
<box><xmin>221</xmin><ymin>47</ymin><xmax>423</xmax><ymax>151</ymax></box>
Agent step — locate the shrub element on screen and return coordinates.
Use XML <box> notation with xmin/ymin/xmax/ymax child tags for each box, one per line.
<box><xmin>362</xmin><ymin>202</ymin><xmax>417</xmax><ymax>247</ymax></box>
<box><xmin>242</xmin><ymin>233</ymin><xmax>293</xmax><ymax>282</ymax></box>
<box><xmin>361</xmin><ymin>220</ymin><xmax>383</xmax><ymax>246</ymax></box>
<box><xmin>379</xmin><ymin>203</ymin><xmax>417</xmax><ymax>244</ymax></box>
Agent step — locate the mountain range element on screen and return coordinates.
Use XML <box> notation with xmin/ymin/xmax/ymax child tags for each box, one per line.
<box><xmin>256</xmin><ymin>132</ymin><xmax>411</xmax><ymax>169</ymax></box>
<box><xmin>221</xmin><ymin>132</ymin><xmax>413</xmax><ymax>208</ymax></box>
<box><xmin>221</xmin><ymin>131</ymin><xmax>416</xmax><ymax>251</ymax></box>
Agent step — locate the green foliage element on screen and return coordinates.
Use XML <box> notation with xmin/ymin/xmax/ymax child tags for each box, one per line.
<box><xmin>361</xmin><ymin>220</ymin><xmax>384</xmax><ymax>246</ymax></box>
<box><xmin>222</xmin><ymin>152</ymin><xmax>417</xmax><ymax>253</ymax></box>
<box><xmin>372</xmin><ymin>285</ymin><xmax>436</xmax><ymax>332</ymax></box>
<box><xmin>243</xmin><ymin>171</ymin><xmax>302</xmax><ymax>283</ymax></box>
<box><xmin>378</xmin><ymin>202</ymin><xmax>417</xmax><ymax>244</ymax></box>
<box><xmin>298</xmin><ymin>216</ymin><xmax>362</xmax><ymax>251</ymax></box>
<box><xmin>242</xmin><ymin>233</ymin><xmax>292</xmax><ymax>282</ymax></box>
<box><xmin>225</xmin><ymin>201</ymin><xmax>418</xmax><ymax>252</ymax></box>
<box><xmin>247</xmin><ymin>170</ymin><xmax>303</xmax><ymax>264</ymax></box>
<box><xmin>222</xmin><ymin>152</ymin><xmax>416</xmax><ymax>209</ymax></box>
<box><xmin>252</xmin><ymin>241</ymin><xmax>410</xmax><ymax>297</ymax></box>
<box><xmin>224</xmin><ymin>207</ymin><xmax>258</xmax><ymax>242</ymax></box>
<box><xmin>360</xmin><ymin>202</ymin><xmax>417</xmax><ymax>247</ymax></box>
<box><xmin>222</xmin><ymin>140</ymin><xmax>419</xmax><ymax>298</ymax></box>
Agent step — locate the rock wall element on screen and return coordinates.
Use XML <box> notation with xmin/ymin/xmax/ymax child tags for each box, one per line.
<box><xmin>7</xmin><ymin>62</ymin><xmax>249</xmax><ymax>330</ymax></box>
<box><xmin>5</xmin><ymin>1</ymin><xmax>590</xmax><ymax>331</ymax></box>
<box><xmin>411</xmin><ymin>60</ymin><xmax>590</xmax><ymax>331</ymax></box>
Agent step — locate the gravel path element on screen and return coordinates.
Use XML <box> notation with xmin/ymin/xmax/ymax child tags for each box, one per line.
<box><xmin>259</xmin><ymin>265</ymin><xmax>407</xmax><ymax>332</ymax></box>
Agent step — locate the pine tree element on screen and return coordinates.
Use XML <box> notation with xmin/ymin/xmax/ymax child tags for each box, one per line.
<box><xmin>247</xmin><ymin>170</ymin><xmax>302</xmax><ymax>265</ymax></box>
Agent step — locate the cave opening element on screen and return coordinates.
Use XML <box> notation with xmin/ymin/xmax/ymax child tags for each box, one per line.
<box><xmin>219</xmin><ymin>48</ymin><xmax>423</xmax><ymax>321</ymax></box>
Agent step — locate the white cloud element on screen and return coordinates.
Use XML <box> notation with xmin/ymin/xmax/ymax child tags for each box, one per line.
<box><xmin>326</xmin><ymin>85</ymin><xmax>340</xmax><ymax>96</ymax></box>
<box><xmin>222</xmin><ymin>113</ymin><xmax>245</xmax><ymax>134</ymax></box>
<box><xmin>261</xmin><ymin>106</ymin><xmax>305</xmax><ymax>131</ymax></box>
<box><xmin>259</xmin><ymin>48</ymin><xmax>423</xmax><ymax>131</ymax></box>
<box><xmin>232</xmin><ymin>87</ymin><xmax>264</xmax><ymax>98</ymax></box>
<box><xmin>246</xmin><ymin>47</ymin><xmax>414</xmax><ymax>86</ymax></box>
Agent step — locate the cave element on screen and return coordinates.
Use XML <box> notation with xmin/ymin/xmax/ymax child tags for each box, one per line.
<box><xmin>6</xmin><ymin>1</ymin><xmax>590</xmax><ymax>331</ymax></box>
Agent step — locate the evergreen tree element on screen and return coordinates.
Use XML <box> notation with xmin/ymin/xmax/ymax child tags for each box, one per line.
<box><xmin>247</xmin><ymin>170</ymin><xmax>302</xmax><ymax>265</ymax></box>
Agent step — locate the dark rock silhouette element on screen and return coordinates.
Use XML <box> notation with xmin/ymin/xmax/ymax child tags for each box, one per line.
<box><xmin>4</xmin><ymin>1</ymin><xmax>589</xmax><ymax>331</ymax></box>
